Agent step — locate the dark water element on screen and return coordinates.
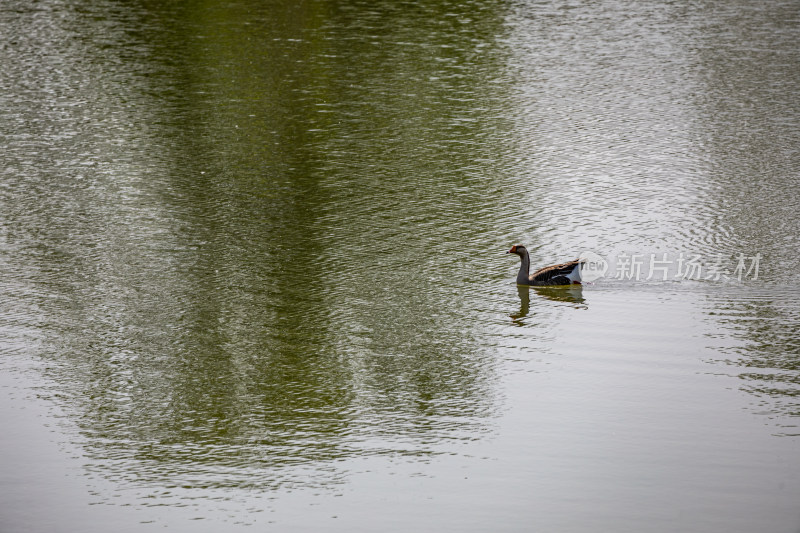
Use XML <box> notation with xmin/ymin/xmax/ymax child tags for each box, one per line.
<box><xmin>1</xmin><ymin>0</ymin><xmax>799</xmax><ymax>531</ymax></box>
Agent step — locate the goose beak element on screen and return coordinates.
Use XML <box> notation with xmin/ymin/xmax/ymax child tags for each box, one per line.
<box><xmin>507</xmin><ymin>246</ymin><xmax>517</xmax><ymax>254</ymax></box>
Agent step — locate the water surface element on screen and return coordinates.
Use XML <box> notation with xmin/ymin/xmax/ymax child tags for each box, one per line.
<box><xmin>1</xmin><ymin>0</ymin><xmax>799</xmax><ymax>531</ymax></box>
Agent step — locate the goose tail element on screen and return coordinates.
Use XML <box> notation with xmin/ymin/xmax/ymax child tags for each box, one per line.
<box><xmin>566</xmin><ymin>260</ymin><xmax>584</xmax><ymax>284</ymax></box>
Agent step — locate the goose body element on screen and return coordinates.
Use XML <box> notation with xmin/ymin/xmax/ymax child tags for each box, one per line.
<box><xmin>507</xmin><ymin>244</ymin><xmax>583</xmax><ymax>286</ymax></box>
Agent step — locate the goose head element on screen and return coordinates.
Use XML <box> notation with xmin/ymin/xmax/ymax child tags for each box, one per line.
<box><xmin>507</xmin><ymin>244</ymin><xmax>527</xmax><ymax>256</ymax></box>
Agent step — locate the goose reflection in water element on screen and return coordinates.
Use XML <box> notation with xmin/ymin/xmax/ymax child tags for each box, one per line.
<box><xmin>533</xmin><ymin>285</ymin><xmax>586</xmax><ymax>305</ymax></box>
<box><xmin>510</xmin><ymin>285</ymin><xmax>587</xmax><ymax>325</ymax></box>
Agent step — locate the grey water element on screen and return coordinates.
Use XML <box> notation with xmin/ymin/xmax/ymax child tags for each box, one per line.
<box><xmin>1</xmin><ymin>0</ymin><xmax>799</xmax><ymax>531</ymax></box>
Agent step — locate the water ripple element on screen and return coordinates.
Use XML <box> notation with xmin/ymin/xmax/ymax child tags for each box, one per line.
<box><xmin>1</xmin><ymin>0</ymin><xmax>799</xmax><ymax>529</ymax></box>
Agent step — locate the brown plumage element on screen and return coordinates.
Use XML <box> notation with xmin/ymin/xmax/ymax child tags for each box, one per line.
<box><xmin>507</xmin><ymin>244</ymin><xmax>584</xmax><ymax>286</ymax></box>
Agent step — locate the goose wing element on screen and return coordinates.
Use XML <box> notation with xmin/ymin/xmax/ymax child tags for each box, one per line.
<box><xmin>529</xmin><ymin>259</ymin><xmax>583</xmax><ymax>285</ymax></box>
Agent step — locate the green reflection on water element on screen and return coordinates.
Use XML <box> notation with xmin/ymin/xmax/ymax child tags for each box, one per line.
<box><xmin>11</xmin><ymin>0</ymin><xmax>512</xmax><ymax>489</ymax></box>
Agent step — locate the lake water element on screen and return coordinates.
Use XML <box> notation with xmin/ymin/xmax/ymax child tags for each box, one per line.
<box><xmin>1</xmin><ymin>0</ymin><xmax>799</xmax><ymax>531</ymax></box>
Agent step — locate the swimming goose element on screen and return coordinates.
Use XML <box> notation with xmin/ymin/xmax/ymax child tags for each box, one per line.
<box><xmin>507</xmin><ymin>244</ymin><xmax>584</xmax><ymax>286</ymax></box>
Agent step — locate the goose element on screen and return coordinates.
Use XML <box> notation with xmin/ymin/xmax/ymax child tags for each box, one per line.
<box><xmin>507</xmin><ymin>244</ymin><xmax>584</xmax><ymax>286</ymax></box>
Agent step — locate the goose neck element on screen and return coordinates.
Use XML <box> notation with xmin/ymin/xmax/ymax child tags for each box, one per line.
<box><xmin>516</xmin><ymin>249</ymin><xmax>530</xmax><ymax>284</ymax></box>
